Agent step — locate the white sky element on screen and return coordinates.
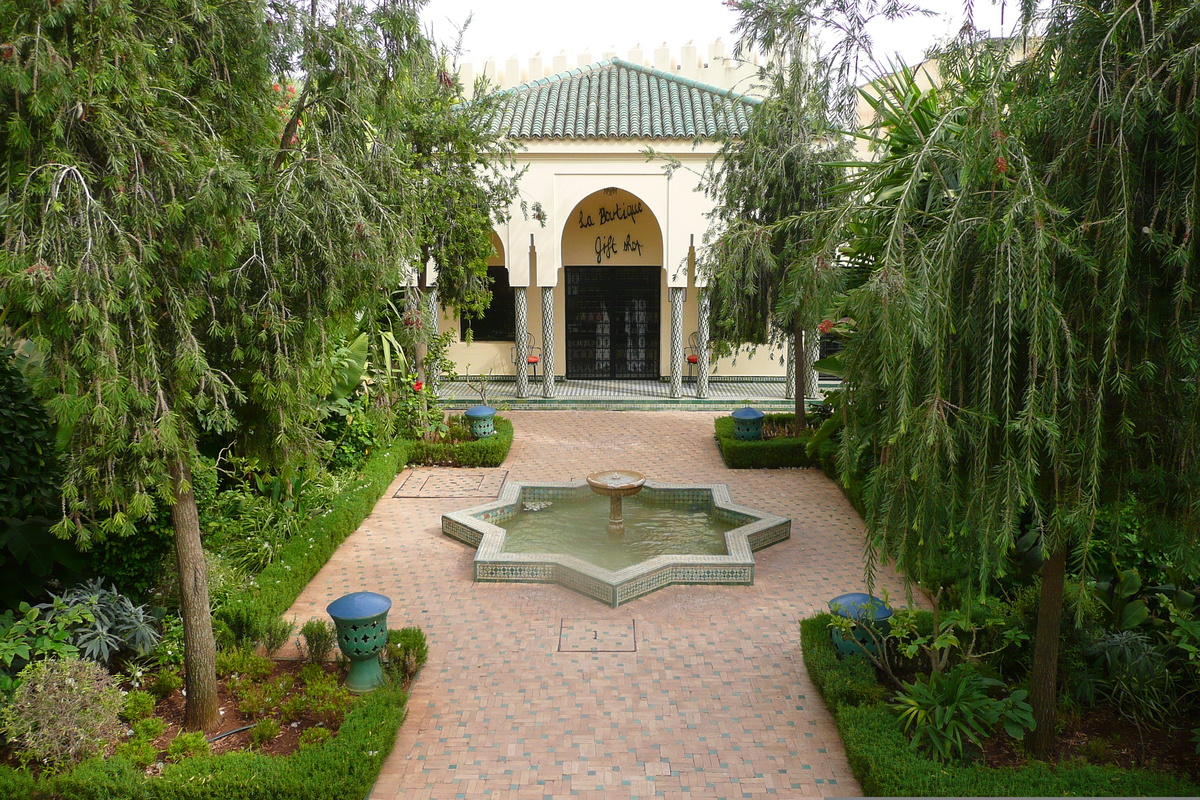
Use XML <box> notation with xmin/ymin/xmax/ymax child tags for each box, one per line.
<box><xmin>421</xmin><ymin>0</ymin><xmax>1014</xmax><ymax>76</ymax></box>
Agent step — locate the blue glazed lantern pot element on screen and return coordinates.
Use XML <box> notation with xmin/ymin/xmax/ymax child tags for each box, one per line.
<box><xmin>828</xmin><ymin>592</ymin><xmax>893</xmax><ymax>656</ymax></box>
<box><xmin>464</xmin><ymin>405</ymin><xmax>497</xmax><ymax>439</ymax></box>
<box><xmin>326</xmin><ymin>591</ymin><xmax>392</xmax><ymax>694</ymax></box>
<box><xmin>730</xmin><ymin>407</ymin><xmax>765</xmax><ymax>441</ymax></box>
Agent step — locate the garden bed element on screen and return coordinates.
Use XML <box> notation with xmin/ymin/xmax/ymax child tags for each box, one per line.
<box><xmin>406</xmin><ymin>415</ymin><xmax>513</xmax><ymax>467</ymax></box>
<box><xmin>800</xmin><ymin>613</ymin><xmax>1200</xmax><ymax>796</ymax></box>
<box><xmin>714</xmin><ymin>413</ymin><xmax>820</xmax><ymax>469</ymax></box>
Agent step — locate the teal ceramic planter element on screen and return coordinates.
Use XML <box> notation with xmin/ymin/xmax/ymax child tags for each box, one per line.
<box><xmin>327</xmin><ymin>591</ymin><xmax>391</xmax><ymax>693</ymax></box>
<box><xmin>730</xmin><ymin>407</ymin><xmax>765</xmax><ymax>441</ymax></box>
<box><xmin>828</xmin><ymin>592</ymin><xmax>893</xmax><ymax>657</ymax></box>
<box><xmin>464</xmin><ymin>405</ymin><xmax>497</xmax><ymax>439</ymax></box>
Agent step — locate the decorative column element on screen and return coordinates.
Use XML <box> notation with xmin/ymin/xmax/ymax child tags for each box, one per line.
<box><xmin>785</xmin><ymin>333</ymin><xmax>796</xmax><ymax>400</ymax></box>
<box><xmin>669</xmin><ymin>287</ymin><xmax>684</xmax><ymax>398</ymax></box>
<box><xmin>514</xmin><ymin>288</ymin><xmax>529</xmax><ymax>398</ymax></box>
<box><xmin>540</xmin><ymin>287</ymin><xmax>555</xmax><ymax>398</ymax></box>
<box><xmin>696</xmin><ymin>289</ymin><xmax>711</xmax><ymax>399</ymax></box>
<box><xmin>425</xmin><ymin>288</ymin><xmax>440</xmax><ymax>392</ymax></box>
<box><xmin>804</xmin><ymin>330</ymin><xmax>820</xmax><ymax>398</ymax></box>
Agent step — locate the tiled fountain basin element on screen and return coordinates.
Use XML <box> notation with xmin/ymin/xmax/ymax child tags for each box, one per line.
<box><xmin>442</xmin><ymin>480</ymin><xmax>791</xmax><ymax>607</ymax></box>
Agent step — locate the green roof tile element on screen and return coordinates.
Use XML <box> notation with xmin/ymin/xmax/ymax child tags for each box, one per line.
<box><xmin>485</xmin><ymin>57</ymin><xmax>759</xmax><ymax>140</ymax></box>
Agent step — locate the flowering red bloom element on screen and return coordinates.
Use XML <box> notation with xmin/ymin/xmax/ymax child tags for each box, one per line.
<box><xmin>413</xmin><ymin>381</ymin><xmax>423</xmax><ymax>393</ymax></box>
<box><xmin>817</xmin><ymin>319</ymin><xmax>834</xmax><ymax>334</ymax></box>
<box><xmin>995</xmin><ymin>156</ymin><xmax>1009</xmax><ymax>174</ymax></box>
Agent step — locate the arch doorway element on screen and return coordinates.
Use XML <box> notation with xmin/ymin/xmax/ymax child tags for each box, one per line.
<box><xmin>560</xmin><ymin>188</ymin><xmax>664</xmax><ymax>380</ymax></box>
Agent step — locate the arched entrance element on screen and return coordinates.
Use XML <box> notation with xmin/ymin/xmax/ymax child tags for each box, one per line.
<box><xmin>560</xmin><ymin>188</ymin><xmax>664</xmax><ymax>379</ymax></box>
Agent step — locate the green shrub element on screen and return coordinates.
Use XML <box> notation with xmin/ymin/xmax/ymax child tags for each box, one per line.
<box><xmin>165</xmin><ymin>731</ymin><xmax>210</xmax><ymax>761</ymax></box>
<box><xmin>0</xmin><ymin>657</ymin><xmax>124</xmax><ymax>768</ymax></box>
<box><xmin>0</xmin><ymin>601</ymin><xmax>90</xmax><ymax>697</ymax></box>
<box><xmin>250</xmin><ymin>718</ymin><xmax>282</xmax><ymax>749</ymax></box>
<box><xmin>120</xmin><ymin>690</ymin><xmax>156</xmax><ymax>723</ymax></box>
<box><xmin>714</xmin><ymin>414</ymin><xmax>820</xmax><ymax>469</ymax></box>
<box><xmin>407</xmin><ymin>416</ymin><xmax>513</xmax><ymax>467</ymax></box>
<box><xmin>299</xmin><ymin>673</ymin><xmax>355</xmax><ymax>727</ymax></box>
<box><xmin>297</xmin><ymin>725</ymin><xmax>333</xmax><ymax>750</ymax></box>
<box><xmin>234</xmin><ymin>674</ymin><xmax>294</xmax><ymax>719</ymax></box>
<box><xmin>131</xmin><ymin>717</ymin><xmax>167</xmax><ymax>741</ymax></box>
<box><xmin>148</xmin><ymin>668</ymin><xmax>183</xmax><ymax>701</ymax></box>
<box><xmin>384</xmin><ymin>626</ymin><xmax>429</xmax><ymax>683</ymax></box>
<box><xmin>298</xmin><ymin>662</ymin><xmax>328</xmax><ymax>685</ymax></box>
<box><xmin>215</xmin><ymin>604</ymin><xmax>269</xmax><ymax>650</ymax></box>
<box><xmin>115</xmin><ymin>737</ymin><xmax>158</xmax><ymax>768</ymax></box>
<box><xmin>892</xmin><ymin>664</ymin><xmax>1034</xmax><ymax>761</ymax></box>
<box><xmin>261</xmin><ymin>615</ymin><xmax>294</xmax><ymax>657</ymax></box>
<box><xmin>299</xmin><ymin>618</ymin><xmax>337</xmax><ymax>663</ymax></box>
<box><xmin>40</xmin><ymin>578</ymin><xmax>160</xmax><ymax>665</ymax></box>
<box><xmin>215</xmin><ymin>647</ymin><xmax>273</xmax><ymax>681</ymax></box>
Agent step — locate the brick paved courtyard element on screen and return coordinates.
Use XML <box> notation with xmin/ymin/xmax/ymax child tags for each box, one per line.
<box><xmin>285</xmin><ymin>411</ymin><xmax>911</xmax><ymax>799</ymax></box>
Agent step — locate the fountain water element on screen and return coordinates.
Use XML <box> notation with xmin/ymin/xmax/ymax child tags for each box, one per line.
<box><xmin>443</xmin><ymin>475</ymin><xmax>792</xmax><ymax>607</ymax></box>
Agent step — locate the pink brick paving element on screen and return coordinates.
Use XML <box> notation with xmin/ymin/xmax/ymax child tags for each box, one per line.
<box><xmin>284</xmin><ymin>411</ymin><xmax>912</xmax><ymax>799</ymax></box>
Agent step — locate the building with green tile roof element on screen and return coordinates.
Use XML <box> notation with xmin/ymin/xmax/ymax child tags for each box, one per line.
<box><xmin>488</xmin><ymin>58</ymin><xmax>760</xmax><ymax>140</ymax></box>
<box><xmin>431</xmin><ymin>50</ymin><xmax>798</xmax><ymax>399</ymax></box>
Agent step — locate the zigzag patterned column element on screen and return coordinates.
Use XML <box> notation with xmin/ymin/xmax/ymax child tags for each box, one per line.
<box><xmin>425</xmin><ymin>289</ymin><xmax>440</xmax><ymax>392</ymax></box>
<box><xmin>541</xmin><ymin>287</ymin><xmax>555</xmax><ymax>398</ymax></box>
<box><xmin>804</xmin><ymin>329</ymin><xmax>819</xmax><ymax>399</ymax></box>
<box><xmin>514</xmin><ymin>288</ymin><xmax>529</xmax><ymax>399</ymax></box>
<box><xmin>785</xmin><ymin>333</ymin><xmax>796</xmax><ymax>400</ymax></box>
<box><xmin>697</xmin><ymin>289</ymin><xmax>711</xmax><ymax>399</ymax></box>
<box><xmin>669</xmin><ymin>287</ymin><xmax>684</xmax><ymax>398</ymax></box>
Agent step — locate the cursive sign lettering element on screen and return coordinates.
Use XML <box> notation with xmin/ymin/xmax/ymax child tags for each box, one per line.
<box><xmin>595</xmin><ymin>235</ymin><xmax>618</xmax><ymax>263</ymax></box>
<box><xmin>623</xmin><ymin>235</ymin><xmax>643</xmax><ymax>256</ymax></box>
<box><xmin>598</xmin><ymin>200</ymin><xmax>644</xmax><ymax>226</ymax></box>
<box><xmin>577</xmin><ymin>209</ymin><xmax>595</xmax><ymax>229</ymax></box>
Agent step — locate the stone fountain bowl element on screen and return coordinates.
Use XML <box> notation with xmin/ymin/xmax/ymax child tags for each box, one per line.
<box><xmin>442</xmin><ymin>479</ymin><xmax>791</xmax><ymax>607</ymax></box>
<box><xmin>585</xmin><ymin>469</ymin><xmax>646</xmax><ymax>497</ymax></box>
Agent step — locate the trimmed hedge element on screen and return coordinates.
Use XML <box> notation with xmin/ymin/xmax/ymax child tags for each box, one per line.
<box><xmin>406</xmin><ymin>415</ymin><xmax>513</xmax><ymax>467</ymax></box>
<box><xmin>714</xmin><ymin>414</ymin><xmax>819</xmax><ymax>469</ymax></box>
<box><xmin>800</xmin><ymin>614</ymin><xmax>1200</xmax><ymax>797</ymax></box>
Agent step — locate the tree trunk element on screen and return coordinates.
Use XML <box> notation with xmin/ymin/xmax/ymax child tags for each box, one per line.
<box><xmin>793</xmin><ymin>320</ymin><xmax>809</xmax><ymax>429</ymax></box>
<box><xmin>1028</xmin><ymin>543</ymin><xmax>1067</xmax><ymax>758</ymax></box>
<box><xmin>169</xmin><ymin>457</ymin><xmax>221</xmax><ymax>733</ymax></box>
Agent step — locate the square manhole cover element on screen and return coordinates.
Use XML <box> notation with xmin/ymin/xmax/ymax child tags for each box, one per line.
<box><xmin>558</xmin><ymin>619</ymin><xmax>637</xmax><ymax>653</ymax></box>
<box><xmin>393</xmin><ymin>469</ymin><xmax>508</xmax><ymax>498</ymax></box>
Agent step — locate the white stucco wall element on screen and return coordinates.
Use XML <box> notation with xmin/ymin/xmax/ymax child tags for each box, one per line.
<box><xmin>437</xmin><ymin>136</ymin><xmax>786</xmax><ymax>379</ymax></box>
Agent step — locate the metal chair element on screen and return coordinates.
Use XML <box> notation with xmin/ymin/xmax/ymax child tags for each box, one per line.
<box><xmin>510</xmin><ymin>332</ymin><xmax>542</xmax><ymax>379</ymax></box>
<box><xmin>684</xmin><ymin>332</ymin><xmax>701</xmax><ymax>382</ymax></box>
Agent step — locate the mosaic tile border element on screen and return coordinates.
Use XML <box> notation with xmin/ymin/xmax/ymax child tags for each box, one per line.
<box><xmin>442</xmin><ymin>480</ymin><xmax>791</xmax><ymax>607</ymax></box>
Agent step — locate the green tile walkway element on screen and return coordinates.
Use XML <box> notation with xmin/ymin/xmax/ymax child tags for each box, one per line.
<box><xmin>437</xmin><ymin>378</ymin><xmax>840</xmax><ymax>412</ymax></box>
<box><xmin>284</xmin><ymin>411</ymin><xmax>908</xmax><ymax>799</ymax></box>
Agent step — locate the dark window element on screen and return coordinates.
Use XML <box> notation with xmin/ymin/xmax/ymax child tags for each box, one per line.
<box><xmin>564</xmin><ymin>266</ymin><xmax>660</xmax><ymax>379</ymax></box>
<box><xmin>818</xmin><ymin>334</ymin><xmax>843</xmax><ymax>381</ymax></box>
<box><xmin>461</xmin><ymin>266</ymin><xmax>515</xmax><ymax>341</ymax></box>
